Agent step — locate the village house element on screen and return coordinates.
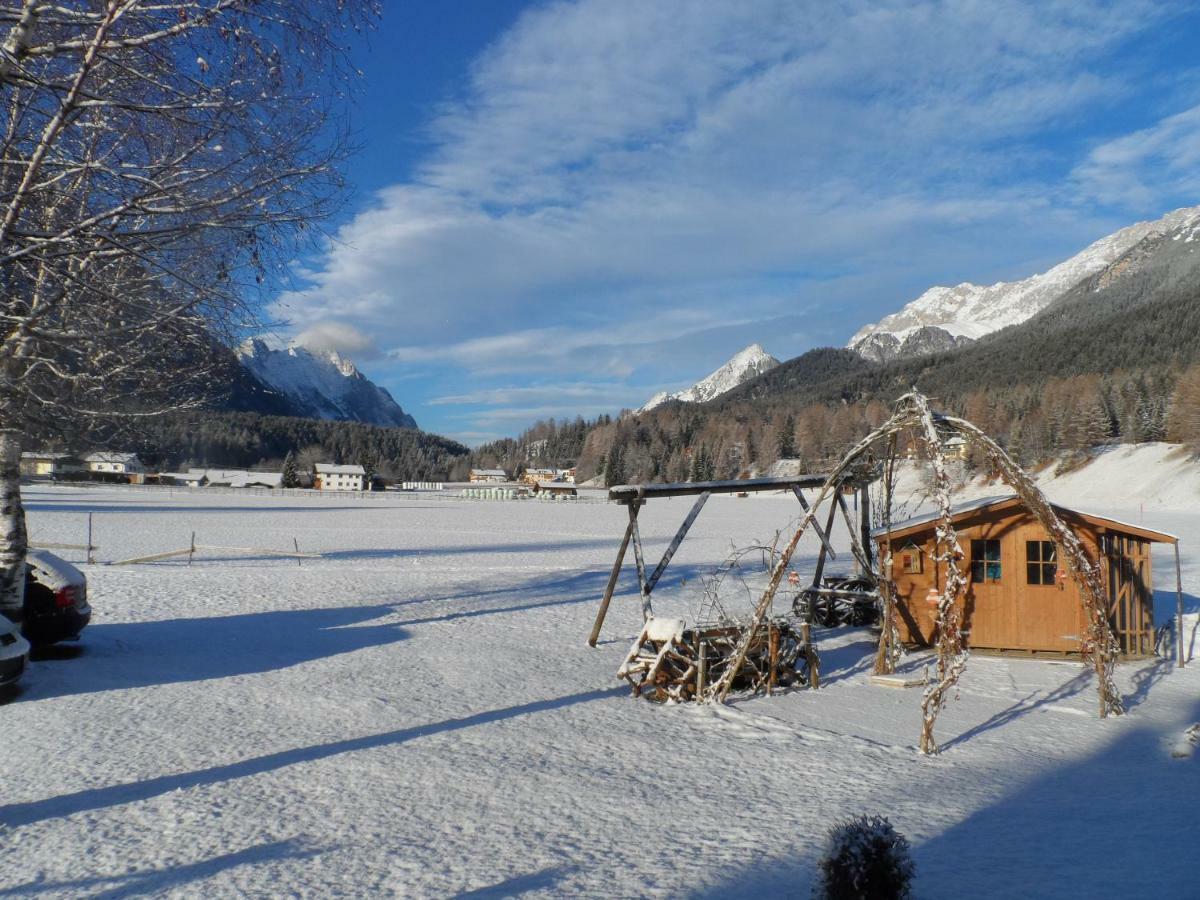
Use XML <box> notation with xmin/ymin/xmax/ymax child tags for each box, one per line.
<box><xmin>20</xmin><ymin>451</ymin><xmax>84</xmax><ymax>478</ymax></box>
<box><xmin>469</xmin><ymin>468</ymin><xmax>509</xmax><ymax>483</ymax></box>
<box><xmin>314</xmin><ymin>463</ymin><xmax>367</xmax><ymax>492</ymax></box>
<box><xmin>521</xmin><ymin>467</ymin><xmax>556</xmax><ymax>485</ymax></box>
<box><xmin>874</xmin><ymin>495</ymin><xmax>1178</xmax><ymax>657</ymax></box>
<box><xmin>84</xmin><ymin>451</ymin><xmax>146</xmax><ymax>482</ymax></box>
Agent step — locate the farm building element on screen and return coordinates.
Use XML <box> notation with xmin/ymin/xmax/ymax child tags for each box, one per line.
<box><xmin>314</xmin><ymin>464</ymin><xmax>367</xmax><ymax>492</ymax></box>
<box><xmin>469</xmin><ymin>468</ymin><xmax>509</xmax><ymax>483</ymax></box>
<box><xmin>875</xmin><ymin>495</ymin><xmax>1178</xmax><ymax>657</ymax></box>
<box><xmin>521</xmin><ymin>467</ymin><xmax>556</xmax><ymax>485</ymax></box>
<box><xmin>20</xmin><ymin>451</ymin><xmax>84</xmax><ymax>478</ymax></box>
<box><xmin>533</xmin><ymin>481</ymin><xmax>578</xmax><ymax>498</ymax></box>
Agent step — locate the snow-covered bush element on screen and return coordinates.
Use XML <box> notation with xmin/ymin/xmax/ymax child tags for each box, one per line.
<box><xmin>814</xmin><ymin>815</ymin><xmax>914</xmax><ymax>900</ymax></box>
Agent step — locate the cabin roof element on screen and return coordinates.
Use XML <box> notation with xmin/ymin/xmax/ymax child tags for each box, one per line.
<box><xmin>872</xmin><ymin>494</ymin><xmax>1178</xmax><ymax>545</ymax></box>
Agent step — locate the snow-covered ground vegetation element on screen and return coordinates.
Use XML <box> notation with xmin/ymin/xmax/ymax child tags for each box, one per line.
<box><xmin>2</xmin><ymin>450</ymin><xmax>1198</xmax><ymax>897</ymax></box>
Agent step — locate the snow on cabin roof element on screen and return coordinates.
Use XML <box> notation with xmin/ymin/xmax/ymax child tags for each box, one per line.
<box><xmin>85</xmin><ymin>451</ymin><xmax>141</xmax><ymax>464</ymax></box>
<box><xmin>21</xmin><ymin>451</ymin><xmax>75</xmax><ymax>460</ymax></box>
<box><xmin>315</xmin><ymin>463</ymin><xmax>365</xmax><ymax>475</ymax></box>
<box><xmin>872</xmin><ymin>494</ymin><xmax>1178</xmax><ymax>544</ymax></box>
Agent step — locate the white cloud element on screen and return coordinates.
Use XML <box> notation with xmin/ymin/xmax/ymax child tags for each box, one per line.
<box><xmin>1072</xmin><ymin>103</ymin><xmax>1200</xmax><ymax>210</ymax></box>
<box><xmin>266</xmin><ymin>0</ymin><xmax>1193</xmax><ymax>437</ymax></box>
<box><xmin>293</xmin><ymin>321</ymin><xmax>382</xmax><ymax>359</ymax></box>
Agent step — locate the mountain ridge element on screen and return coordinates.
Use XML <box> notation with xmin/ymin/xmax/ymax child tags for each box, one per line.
<box><xmin>639</xmin><ymin>343</ymin><xmax>780</xmax><ymax>411</ymax></box>
<box><xmin>235</xmin><ymin>339</ymin><xmax>418</xmax><ymax>429</ymax></box>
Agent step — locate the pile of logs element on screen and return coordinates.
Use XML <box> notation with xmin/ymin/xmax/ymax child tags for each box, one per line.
<box><xmin>617</xmin><ymin>615</ymin><xmax>819</xmax><ymax>703</ymax></box>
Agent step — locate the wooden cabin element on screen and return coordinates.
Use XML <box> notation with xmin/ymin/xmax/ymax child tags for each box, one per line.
<box><xmin>874</xmin><ymin>496</ymin><xmax>1177</xmax><ymax>657</ymax></box>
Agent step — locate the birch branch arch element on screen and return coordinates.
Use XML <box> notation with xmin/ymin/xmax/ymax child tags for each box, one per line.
<box><xmin>697</xmin><ymin>391</ymin><xmax>1124</xmax><ymax>754</ymax></box>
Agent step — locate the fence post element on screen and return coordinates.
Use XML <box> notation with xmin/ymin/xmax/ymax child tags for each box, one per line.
<box><xmin>86</xmin><ymin>513</ymin><xmax>94</xmax><ymax>564</ymax></box>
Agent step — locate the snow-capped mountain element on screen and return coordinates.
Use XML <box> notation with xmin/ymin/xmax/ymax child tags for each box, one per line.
<box><xmin>640</xmin><ymin>343</ymin><xmax>780</xmax><ymax>412</ymax></box>
<box><xmin>849</xmin><ymin>205</ymin><xmax>1200</xmax><ymax>362</ymax></box>
<box><xmin>236</xmin><ymin>339</ymin><xmax>418</xmax><ymax>429</ymax></box>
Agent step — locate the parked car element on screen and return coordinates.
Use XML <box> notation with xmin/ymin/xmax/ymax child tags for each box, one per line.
<box><xmin>22</xmin><ymin>549</ymin><xmax>91</xmax><ymax>646</ymax></box>
<box><xmin>0</xmin><ymin>614</ymin><xmax>30</xmax><ymax>688</ymax></box>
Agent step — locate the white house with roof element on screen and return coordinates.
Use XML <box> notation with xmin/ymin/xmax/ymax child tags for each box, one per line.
<box><xmin>20</xmin><ymin>451</ymin><xmax>84</xmax><ymax>478</ymax></box>
<box><xmin>314</xmin><ymin>463</ymin><xmax>367</xmax><ymax>492</ymax></box>
<box><xmin>469</xmin><ymin>468</ymin><xmax>509</xmax><ymax>483</ymax></box>
<box><xmin>85</xmin><ymin>452</ymin><xmax>145</xmax><ymax>475</ymax></box>
<box><xmin>188</xmin><ymin>468</ymin><xmax>283</xmax><ymax>489</ymax></box>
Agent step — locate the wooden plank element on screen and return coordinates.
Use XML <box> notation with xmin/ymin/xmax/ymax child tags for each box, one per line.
<box><xmin>836</xmin><ymin>491</ymin><xmax>872</xmax><ymax>575</ymax></box>
<box><xmin>810</xmin><ymin>501</ymin><xmax>840</xmax><ymax>588</ymax></box>
<box><xmin>589</xmin><ymin>513</ymin><xmax>637</xmax><ymax>647</ymax></box>
<box><xmin>645</xmin><ymin>491</ymin><xmax>710</xmax><ymax>595</ymax></box>
<box><xmin>791</xmin><ymin>487</ymin><xmax>836</xmax><ymax>562</ymax></box>
<box><xmin>110</xmin><ymin>547</ymin><xmax>194</xmax><ymax>566</ymax></box>
<box><xmin>1177</xmin><ymin>542</ymin><xmax>1186</xmax><ymax>668</ymax></box>
<box><xmin>609</xmin><ymin>474</ymin><xmax>830</xmax><ymax>503</ymax></box>
<box><xmin>630</xmin><ymin>509</ymin><xmax>653</xmax><ymax>622</ymax></box>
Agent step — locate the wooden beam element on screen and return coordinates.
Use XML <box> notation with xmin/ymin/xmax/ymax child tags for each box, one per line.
<box><xmin>792</xmin><ymin>486</ymin><xmax>836</xmax><ymax>562</ymax></box>
<box><xmin>836</xmin><ymin>491</ymin><xmax>872</xmax><ymax>575</ymax></box>
<box><xmin>645</xmin><ymin>491</ymin><xmax>710</xmax><ymax>595</ymax></box>
<box><xmin>1176</xmin><ymin>542</ymin><xmax>1186</xmax><ymax>669</ymax></box>
<box><xmin>630</xmin><ymin>508</ymin><xmax>653</xmax><ymax>622</ymax></box>
<box><xmin>859</xmin><ymin>485</ymin><xmax>873</xmax><ymax>570</ymax></box>
<box><xmin>588</xmin><ymin>511</ymin><xmax>637</xmax><ymax>647</ymax></box>
<box><xmin>609</xmin><ymin>474</ymin><xmax>831</xmax><ymax>504</ymax></box>
<box><xmin>810</xmin><ymin>501</ymin><xmax>840</xmax><ymax>589</ymax></box>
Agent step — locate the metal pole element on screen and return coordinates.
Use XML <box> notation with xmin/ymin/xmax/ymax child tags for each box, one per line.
<box><xmin>86</xmin><ymin>513</ymin><xmax>94</xmax><ymax>565</ymax></box>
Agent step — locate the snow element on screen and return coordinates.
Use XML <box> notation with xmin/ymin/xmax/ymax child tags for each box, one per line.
<box><xmin>639</xmin><ymin>343</ymin><xmax>780</xmax><ymax>412</ymax></box>
<box><xmin>848</xmin><ymin>205</ymin><xmax>1200</xmax><ymax>351</ymax></box>
<box><xmin>3</xmin><ymin>455</ymin><xmax>1199</xmax><ymax>897</ymax></box>
<box><xmin>237</xmin><ymin>338</ymin><xmax>417</xmax><ymax>428</ymax></box>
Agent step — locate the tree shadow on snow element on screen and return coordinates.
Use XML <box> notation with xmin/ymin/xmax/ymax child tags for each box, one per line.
<box><xmin>686</xmin><ymin>696</ymin><xmax>1200</xmax><ymax>900</ymax></box>
<box><xmin>454</xmin><ymin>865</ymin><xmax>580</xmax><ymax>898</ymax></box>
<box><xmin>0</xmin><ymin>687</ymin><xmax>625</xmax><ymax>831</ymax></box>
<box><xmin>0</xmin><ymin>837</ymin><xmax>327</xmax><ymax>897</ymax></box>
<box><xmin>938</xmin><ymin>667</ymin><xmax>1094</xmax><ymax>752</ymax></box>
<box><xmin>22</xmin><ymin>604</ymin><xmax>409</xmax><ymax>699</ymax></box>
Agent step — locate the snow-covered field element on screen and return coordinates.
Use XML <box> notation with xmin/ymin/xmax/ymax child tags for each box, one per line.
<box><xmin>3</xmin><ymin>451</ymin><xmax>1199</xmax><ymax>898</ymax></box>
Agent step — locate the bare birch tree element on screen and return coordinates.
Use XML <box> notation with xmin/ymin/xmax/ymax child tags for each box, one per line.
<box><xmin>0</xmin><ymin>0</ymin><xmax>379</xmax><ymax>615</ymax></box>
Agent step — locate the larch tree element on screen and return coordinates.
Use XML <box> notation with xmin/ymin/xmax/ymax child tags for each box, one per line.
<box><xmin>0</xmin><ymin>0</ymin><xmax>380</xmax><ymax>616</ymax></box>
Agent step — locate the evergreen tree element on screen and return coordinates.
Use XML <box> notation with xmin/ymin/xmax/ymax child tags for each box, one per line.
<box><xmin>776</xmin><ymin>414</ymin><xmax>797</xmax><ymax>458</ymax></box>
<box><xmin>281</xmin><ymin>451</ymin><xmax>300</xmax><ymax>488</ymax></box>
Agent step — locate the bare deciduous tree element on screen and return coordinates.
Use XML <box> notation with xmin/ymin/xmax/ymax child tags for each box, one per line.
<box><xmin>0</xmin><ymin>0</ymin><xmax>379</xmax><ymax>614</ymax></box>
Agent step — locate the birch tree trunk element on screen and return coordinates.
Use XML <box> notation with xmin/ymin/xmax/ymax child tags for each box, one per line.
<box><xmin>0</xmin><ymin>429</ymin><xmax>26</xmax><ymax>619</ymax></box>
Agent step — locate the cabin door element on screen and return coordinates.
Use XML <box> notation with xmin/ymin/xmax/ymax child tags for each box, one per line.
<box><xmin>1104</xmin><ymin>534</ymin><xmax>1153</xmax><ymax>656</ymax></box>
<box><xmin>965</xmin><ymin>537</ymin><xmax>1012</xmax><ymax>649</ymax></box>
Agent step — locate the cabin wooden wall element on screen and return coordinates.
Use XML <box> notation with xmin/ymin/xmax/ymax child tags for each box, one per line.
<box><xmin>881</xmin><ymin>508</ymin><xmax>1155</xmax><ymax>655</ymax></box>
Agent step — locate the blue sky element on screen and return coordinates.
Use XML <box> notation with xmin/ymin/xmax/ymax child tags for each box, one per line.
<box><xmin>266</xmin><ymin>0</ymin><xmax>1200</xmax><ymax>445</ymax></box>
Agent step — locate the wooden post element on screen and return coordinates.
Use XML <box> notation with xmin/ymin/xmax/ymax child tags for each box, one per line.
<box><xmin>294</xmin><ymin>537</ymin><xmax>302</xmax><ymax>568</ymax></box>
<box><xmin>629</xmin><ymin>507</ymin><xmax>653</xmax><ymax>622</ymax></box>
<box><xmin>810</xmin><ymin>501</ymin><xmax>840</xmax><ymax>589</ymax></box>
<box><xmin>588</xmin><ymin>512</ymin><xmax>637</xmax><ymax>647</ymax></box>
<box><xmin>792</xmin><ymin>486</ymin><xmax>837</xmax><ymax>562</ymax></box>
<box><xmin>86</xmin><ymin>513</ymin><xmax>94</xmax><ymax>565</ymax></box>
<box><xmin>1176</xmin><ymin>542</ymin><xmax>1186</xmax><ymax>668</ymax></box>
<box><xmin>859</xmin><ymin>484</ymin><xmax>873</xmax><ymax>570</ymax></box>
<box><xmin>697</xmin><ymin>637</ymin><xmax>707</xmax><ymax>696</ymax></box>
<box><xmin>188</xmin><ymin>531</ymin><xmax>195</xmax><ymax>567</ymax></box>
<box><xmin>645</xmin><ymin>491</ymin><xmax>709</xmax><ymax>594</ymax></box>
<box><xmin>767</xmin><ymin>625</ymin><xmax>779</xmax><ymax>695</ymax></box>
<box><xmin>836</xmin><ymin>492</ymin><xmax>872</xmax><ymax>575</ymax></box>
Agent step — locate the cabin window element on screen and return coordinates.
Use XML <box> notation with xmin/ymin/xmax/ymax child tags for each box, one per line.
<box><xmin>899</xmin><ymin>545</ymin><xmax>923</xmax><ymax>574</ymax></box>
<box><xmin>1026</xmin><ymin>540</ymin><xmax>1057</xmax><ymax>585</ymax></box>
<box><xmin>970</xmin><ymin>539</ymin><xmax>1001</xmax><ymax>582</ymax></box>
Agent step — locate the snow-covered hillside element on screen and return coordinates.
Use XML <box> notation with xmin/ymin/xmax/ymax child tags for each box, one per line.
<box><xmin>849</xmin><ymin>205</ymin><xmax>1200</xmax><ymax>362</ymax></box>
<box><xmin>237</xmin><ymin>339</ymin><xmax>417</xmax><ymax>429</ymax></box>
<box><xmin>640</xmin><ymin>343</ymin><xmax>780</xmax><ymax>412</ymax></box>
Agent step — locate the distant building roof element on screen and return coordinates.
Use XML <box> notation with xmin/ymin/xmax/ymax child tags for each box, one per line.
<box><xmin>85</xmin><ymin>451</ymin><xmax>141</xmax><ymax>465</ymax></box>
<box><xmin>315</xmin><ymin>463</ymin><xmax>366</xmax><ymax>476</ymax></box>
<box><xmin>21</xmin><ymin>451</ymin><xmax>75</xmax><ymax>460</ymax></box>
<box><xmin>471</xmin><ymin>468</ymin><xmax>508</xmax><ymax>477</ymax></box>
